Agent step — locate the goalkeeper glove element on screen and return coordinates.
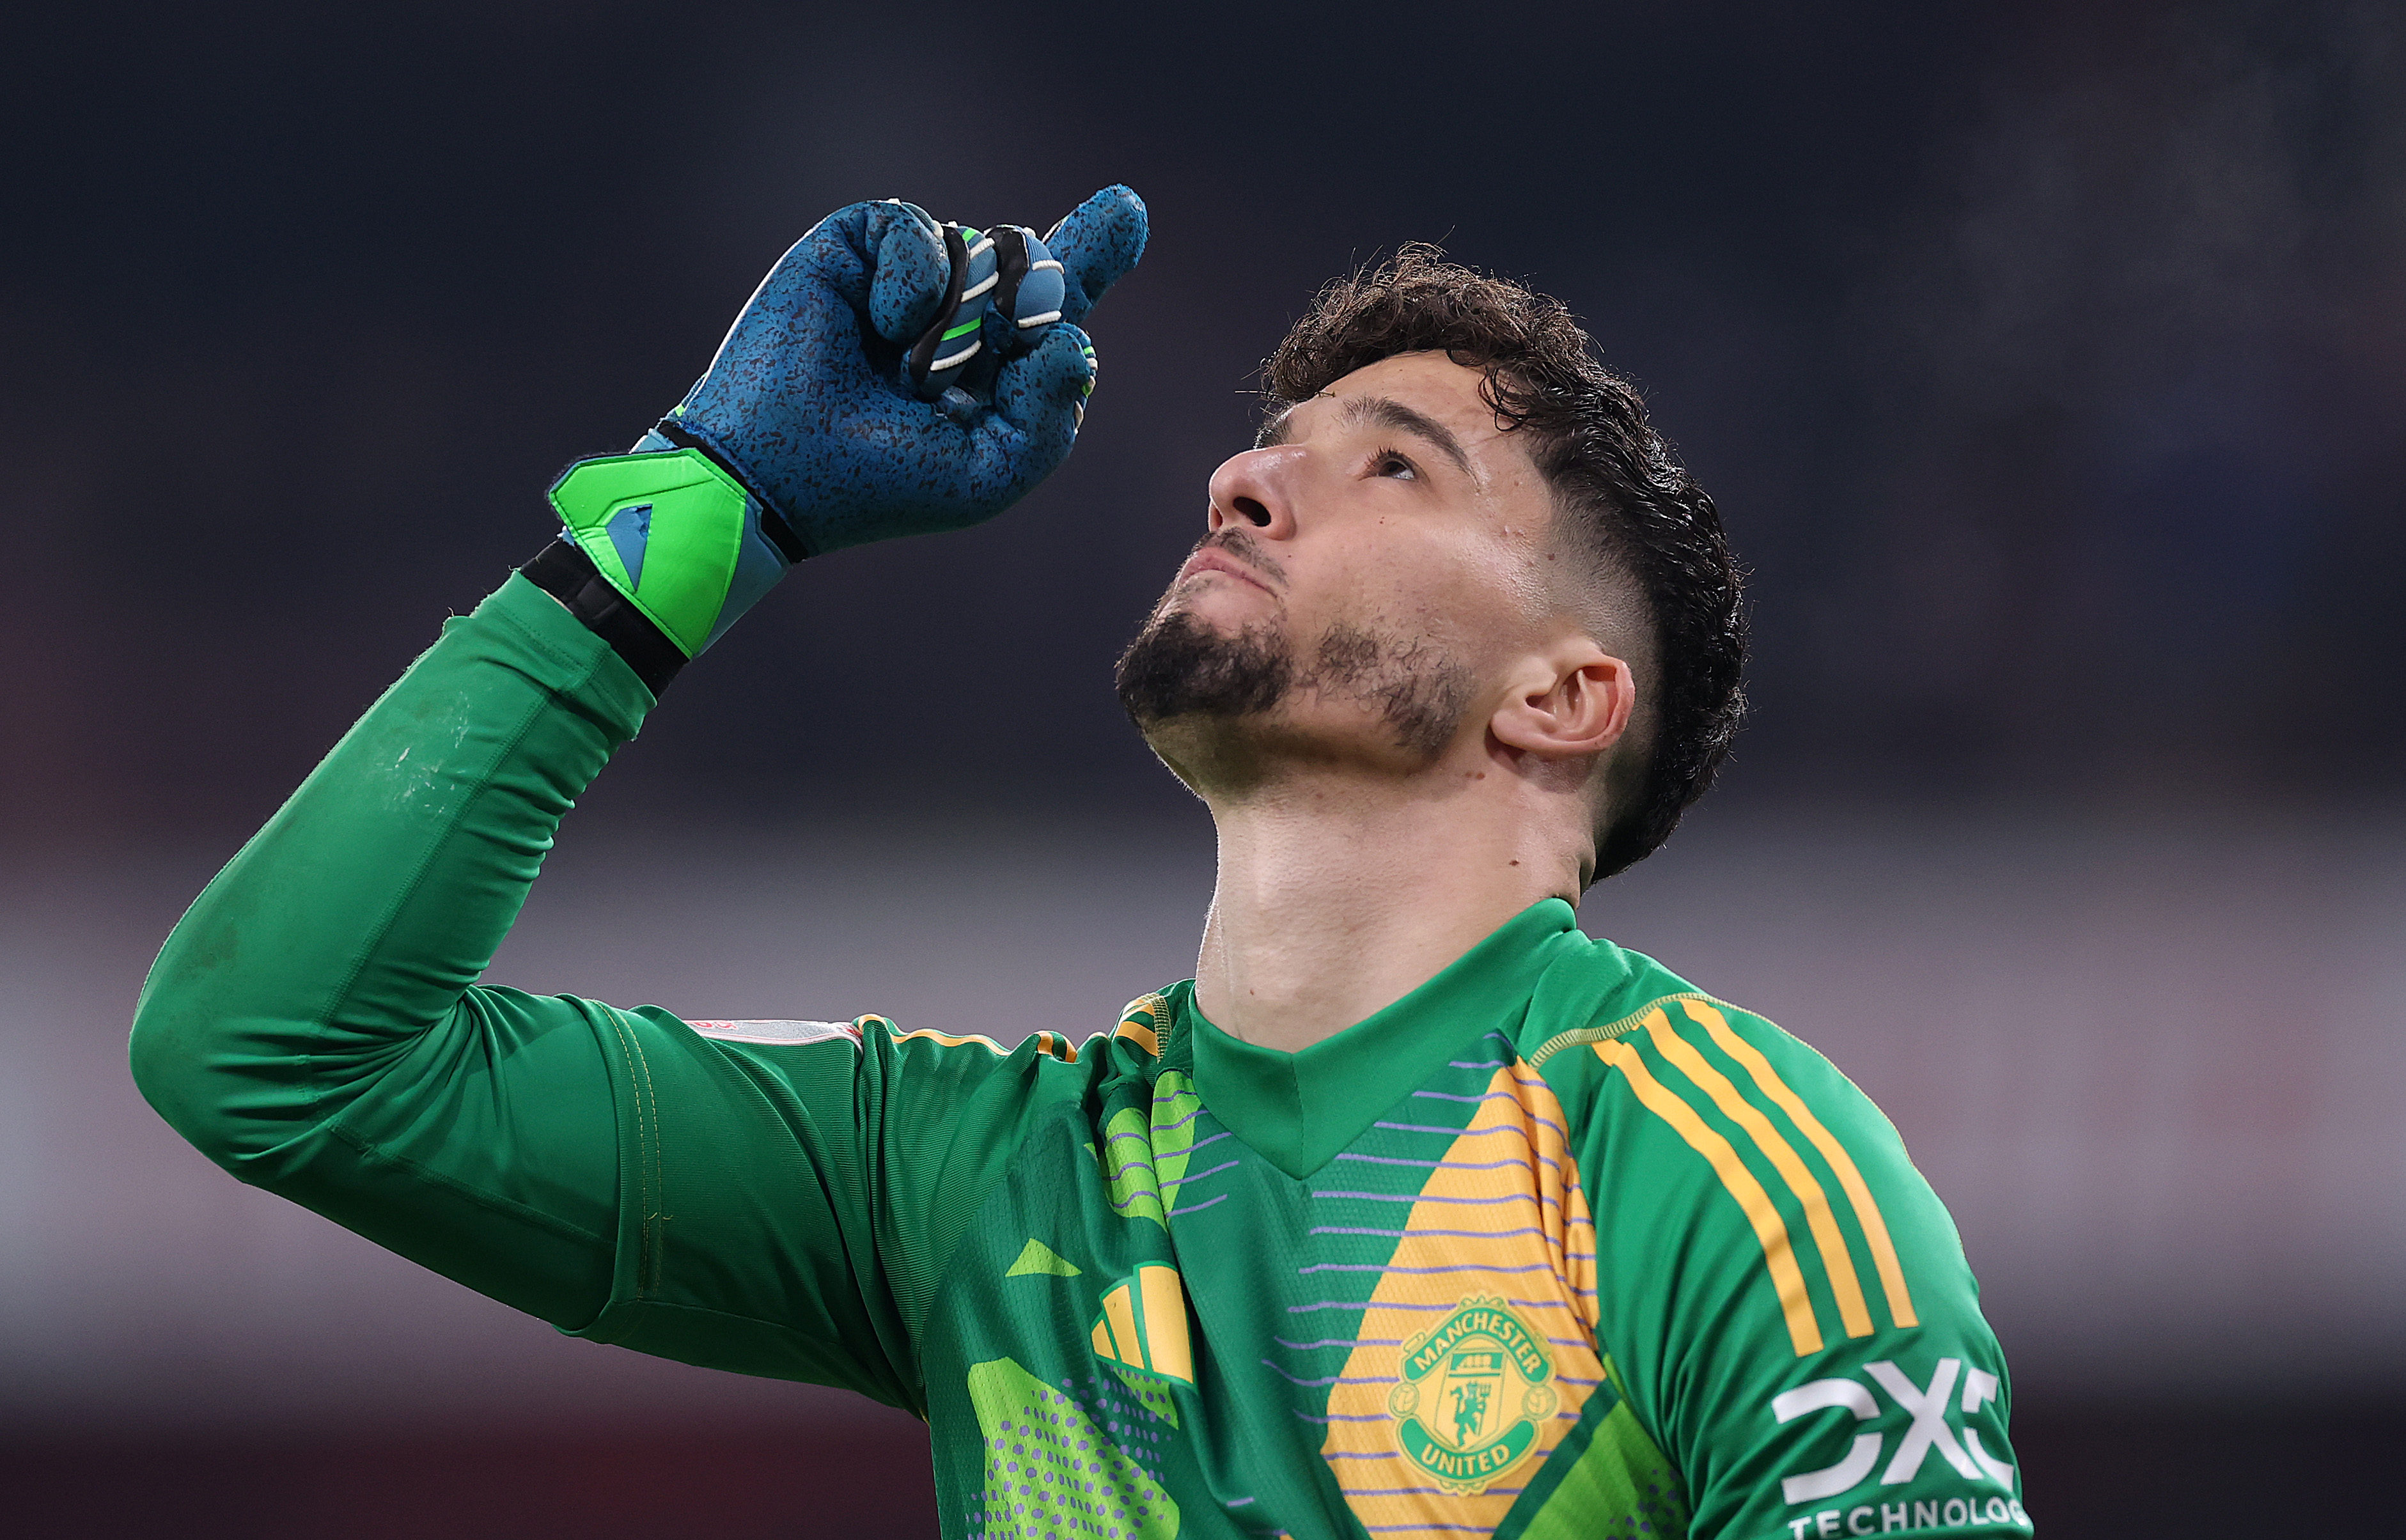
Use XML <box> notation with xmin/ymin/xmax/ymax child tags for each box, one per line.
<box><xmin>524</xmin><ymin>185</ymin><xmax>1147</xmax><ymax>685</ymax></box>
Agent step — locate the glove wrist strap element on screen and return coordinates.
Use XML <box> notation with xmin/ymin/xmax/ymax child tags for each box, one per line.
<box><xmin>519</xmin><ymin>539</ymin><xmax>686</xmax><ymax>696</ymax></box>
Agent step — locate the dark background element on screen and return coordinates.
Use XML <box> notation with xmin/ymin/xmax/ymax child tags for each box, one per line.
<box><xmin>4</xmin><ymin>2</ymin><xmax>2402</xmax><ymax>1536</ymax></box>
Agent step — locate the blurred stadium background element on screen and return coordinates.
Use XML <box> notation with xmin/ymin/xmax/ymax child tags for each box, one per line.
<box><xmin>5</xmin><ymin>2</ymin><xmax>2401</xmax><ymax>1535</ymax></box>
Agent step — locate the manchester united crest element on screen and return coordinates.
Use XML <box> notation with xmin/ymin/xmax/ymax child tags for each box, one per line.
<box><xmin>1386</xmin><ymin>1295</ymin><xmax>1558</xmax><ymax>1495</ymax></box>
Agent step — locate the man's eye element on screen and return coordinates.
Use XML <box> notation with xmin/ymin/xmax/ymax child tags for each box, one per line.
<box><xmin>1371</xmin><ymin>449</ymin><xmax>1418</xmax><ymax>480</ymax></box>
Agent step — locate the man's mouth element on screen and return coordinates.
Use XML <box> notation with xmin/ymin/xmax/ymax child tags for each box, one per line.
<box><xmin>1175</xmin><ymin>536</ymin><xmax>1281</xmax><ymax>596</ymax></box>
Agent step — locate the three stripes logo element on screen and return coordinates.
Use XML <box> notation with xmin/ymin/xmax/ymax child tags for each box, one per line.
<box><xmin>1090</xmin><ymin>1264</ymin><xmax>1195</xmax><ymax>1387</ymax></box>
<box><xmin>1593</xmin><ymin>999</ymin><xmax>1916</xmax><ymax>1357</ymax></box>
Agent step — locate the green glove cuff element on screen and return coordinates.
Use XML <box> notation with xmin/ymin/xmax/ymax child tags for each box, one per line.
<box><xmin>547</xmin><ymin>449</ymin><xmax>752</xmax><ymax>659</ymax></box>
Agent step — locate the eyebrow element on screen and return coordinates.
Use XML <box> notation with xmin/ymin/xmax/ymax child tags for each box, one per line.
<box><xmin>1256</xmin><ymin>394</ymin><xmax>1478</xmax><ymax>480</ymax></box>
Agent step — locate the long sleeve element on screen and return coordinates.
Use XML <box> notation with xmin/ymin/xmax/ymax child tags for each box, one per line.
<box><xmin>129</xmin><ymin>574</ymin><xmax>652</xmax><ymax>1325</ymax></box>
<box><xmin>129</xmin><ymin>573</ymin><xmax>1097</xmax><ymax>1412</ymax></box>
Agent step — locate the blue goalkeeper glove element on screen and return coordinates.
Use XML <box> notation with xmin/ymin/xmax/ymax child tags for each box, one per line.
<box><xmin>531</xmin><ymin>186</ymin><xmax>1147</xmax><ymax>671</ymax></box>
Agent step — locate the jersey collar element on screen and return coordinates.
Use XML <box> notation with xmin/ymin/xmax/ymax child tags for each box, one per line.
<box><xmin>1176</xmin><ymin>898</ymin><xmax>1583</xmax><ymax>1180</ymax></box>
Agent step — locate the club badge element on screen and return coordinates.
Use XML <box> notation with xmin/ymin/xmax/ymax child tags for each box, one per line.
<box><xmin>1386</xmin><ymin>1296</ymin><xmax>1558</xmax><ymax>1495</ymax></box>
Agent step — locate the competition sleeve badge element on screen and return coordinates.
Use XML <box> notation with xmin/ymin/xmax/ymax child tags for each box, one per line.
<box><xmin>1386</xmin><ymin>1296</ymin><xmax>1558</xmax><ymax>1495</ymax></box>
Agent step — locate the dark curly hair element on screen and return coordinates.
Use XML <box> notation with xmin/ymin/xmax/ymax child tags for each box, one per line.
<box><xmin>1263</xmin><ymin>246</ymin><xmax>1747</xmax><ymax>880</ymax></box>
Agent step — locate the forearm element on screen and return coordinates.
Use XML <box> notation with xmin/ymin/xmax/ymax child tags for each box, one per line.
<box><xmin>129</xmin><ymin>572</ymin><xmax>650</xmax><ymax>1321</ymax></box>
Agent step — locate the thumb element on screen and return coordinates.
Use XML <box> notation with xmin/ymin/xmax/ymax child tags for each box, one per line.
<box><xmin>1042</xmin><ymin>185</ymin><xmax>1148</xmax><ymax>327</ymax></box>
<box><xmin>974</xmin><ymin>324</ymin><xmax>1097</xmax><ymax>486</ymax></box>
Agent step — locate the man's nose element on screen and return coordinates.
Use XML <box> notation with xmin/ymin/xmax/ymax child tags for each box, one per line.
<box><xmin>1206</xmin><ymin>446</ymin><xmax>1304</xmax><ymax>539</ymax></box>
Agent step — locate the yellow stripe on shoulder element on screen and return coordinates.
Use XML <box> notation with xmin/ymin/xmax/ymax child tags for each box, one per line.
<box><xmin>1114</xmin><ymin>992</ymin><xmax>1172</xmax><ymax>1057</ymax></box>
<box><xmin>1642</xmin><ymin>1009</ymin><xmax>1875</xmax><ymax>1339</ymax></box>
<box><xmin>1597</xmin><ymin>1034</ymin><xmax>1824</xmax><ymax>1357</ymax></box>
<box><xmin>1682</xmin><ymin>1000</ymin><xmax>1918</xmax><ymax>1331</ymax></box>
<box><xmin>890</xmin><ymin>1025</ymin><xmax>1009</xmax><ymax>1054</ymax></box>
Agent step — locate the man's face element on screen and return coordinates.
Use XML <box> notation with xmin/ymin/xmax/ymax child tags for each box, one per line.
<box><xmin>1117</xmin><ymin>351</ymin><xmax>1563</xmax><ymax>782</ymax></box>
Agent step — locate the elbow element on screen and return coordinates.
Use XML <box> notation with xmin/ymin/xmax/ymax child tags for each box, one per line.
<box><xmin>127</xmin><ymin>915</ymin><xmax>308</xmax><ymax>1176</ymax></box>
<box><xmin>128</xmin><ymin>977</ymin><xmax>248</xmax><ymax>1171</ymax></box>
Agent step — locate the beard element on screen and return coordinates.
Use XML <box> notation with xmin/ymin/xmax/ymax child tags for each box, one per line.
<box><xmin>1114</xmin><ymin>607</ymin><xmax>1294</xmax><ymax>725</ymax></box>
<box><xmin>1115</xmin><ymin>603</ymin><xmax>1474</xmax><ymax>763</ymax></box>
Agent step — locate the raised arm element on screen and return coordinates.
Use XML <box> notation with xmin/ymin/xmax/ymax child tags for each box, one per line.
<box><xmin>129</xmin><ymin>189</ymin><xmax>1147</xmax><ymax>1402</ymax></box>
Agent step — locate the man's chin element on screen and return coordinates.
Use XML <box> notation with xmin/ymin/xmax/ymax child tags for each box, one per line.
<box><xmin>1113</xmin><ymin>607</ymin><xmax>1293</xmax><ymax>727</ymax></box>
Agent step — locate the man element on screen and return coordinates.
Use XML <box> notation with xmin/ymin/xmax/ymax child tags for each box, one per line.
<box><xmin>132</xmin><ymin>185</ymin><xmax>2031</xmax><ymax>1539</ymax></box>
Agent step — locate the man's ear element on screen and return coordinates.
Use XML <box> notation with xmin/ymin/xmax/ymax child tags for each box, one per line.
<box><xmin>1489</xmin><ymin>645</ymin><xmax>1636</xmax><ymax>761</ymax></box>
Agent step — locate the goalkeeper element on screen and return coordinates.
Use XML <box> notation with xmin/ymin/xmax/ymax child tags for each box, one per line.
<box><xmin>131</xmin><ymin>185</ymin><xmax>2031</xmax><ymax>1540</ymax></box>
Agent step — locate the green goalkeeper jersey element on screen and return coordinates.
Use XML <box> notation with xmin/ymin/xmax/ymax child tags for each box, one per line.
<box><xmin>132</xmin><ymin>577</ymin><xmax>2031</xmax><ymax>1540</ymax></box>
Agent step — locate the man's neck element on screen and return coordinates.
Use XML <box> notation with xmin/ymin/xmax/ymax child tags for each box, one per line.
<box><xmin>1192</xmin><ymin>769</ymin><xmax>1581</xmax><ymax>1054</ymax></box>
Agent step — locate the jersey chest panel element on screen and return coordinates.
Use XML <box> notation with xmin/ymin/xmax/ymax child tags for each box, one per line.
<box><xmin>916</xmin><ymin>1029</ymin><xmax>1688</xmax><ymax>1540</ymax></box>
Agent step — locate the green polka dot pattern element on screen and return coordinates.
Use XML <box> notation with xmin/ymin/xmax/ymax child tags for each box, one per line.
<box><xmin>966</xmin><ymin>1358</ymin><xmax>1180</xmax><ymax>1540</ymax></box>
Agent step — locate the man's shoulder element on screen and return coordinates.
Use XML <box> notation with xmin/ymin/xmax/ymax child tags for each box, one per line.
<box><xmin>1514</xmin><ymin>933</ymin><xmax>1900</xmax><ymax>1154</ymax></box>
<box><xmin>1517</xmin><ymin>933</ymin><xmax>1976</xmax><ymax>1329</ymax></box>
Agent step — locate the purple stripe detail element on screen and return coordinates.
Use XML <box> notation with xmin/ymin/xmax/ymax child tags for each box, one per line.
<box><xmin>1107</xmin><ymin>1129</ymin><xmax>1151</xmax><ymax>1146</ymax></box>
<box><xmin>1297</xmin><ymin>1261</ymin><xmax>1558</xmax><ymax>1277</ymax></box>
<box><xmin>1226</xmin><ymin>1497</ymin><xmax>1256</xmax><ymax>1508</ymax></box>
<box><xmin>1290</xmin><ymin>1410</ymin><xmax>1389</xmax><ymax>1424</ymax></box>
<box><xmin>1172</xmin><ymin>1192</ymin><xmax>1230</xmax><ymax>1217</ymax></box>
<box><xmin>1260</xmin><ymin>1359</ymin><xmax>1395</xmax><ymax>1388</ymax></box>
<box><xmin>1187</xmin><ymin>1128</ymin><xmax>1235</xmax><ymax>1153</ymax></box>
<box><xmin>1259</xmin><ymin>1359</ymin><xmax>1336</xmax><ymax>1387</ymax></box>
<box><xmin>1155</xmin><ymin>1102</ymin><xmax>1207</xmax><ymax>1135</ymax></box>
<box><xmin>1345</xmin><ymin>1488</ymin><xmax>1445</xmax><ymax>1497</ymax></box>
<box><xmin>1313</xmin><ymin>1190</ymin><xmax>1542</xmax><ymax>1206</ymax></box>
<box><xmin>1178</xmin><ymin>1157</ymin><xmax>1242</xmax><ymax>1186</ymax></box>
<box><xmin>1107</xmin><ymin>1157</ymin><xmax>1156</xmax><ymax>1181</ymax></box>
<box><xmin>1558</xmin><ymin>1376</ymin><xmax>1604</xmax><ymax>1385</ymax></box>
<box><xmin>1324</xmin><ymin>1451</ymin><xmax>1405</xmax><ymax>1460</ymax></box>
<box><xmin>1406</xmin><ymin>1092</ymin><xmax>1572</xmax><ymax>1136</ymax></box>
<box><xmin>1372</xmin><ymin>1119</ymin><xmax>1565</xmax><ymax>1141</ymax></box>
<box><xmin>1309</xmin><ymin>1225</ymin><xmax>1561</xmax><ymax>1243</ymax></box>
<box><xmin>1275</xmin><ymin>1336</ymin><xmax>1403</xmax><ymax>1351</ymax></box>
<box><xmin>1363</xmin><ymin>1525</ymin><xmax>1495</xmax><ymax>1532</ymax></box>
<box><xmin>1446</xmin><ymin>1059</ymin><xmax>1510</xmax><ymax>1069</ymax></box>
<box><xmin>1333</xmin><ymin>1153</ymin><xmax>1540</xmax><ymax>1172</ymax></box>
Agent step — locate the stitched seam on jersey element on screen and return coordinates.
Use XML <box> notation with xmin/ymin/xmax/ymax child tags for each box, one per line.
<box><xmin>1524</xmin><ymin>992</ymin><xmax>1713</xmax><ymax>1068</ymax></box>
<box><xmin>1153</xmin><ymin>992</ymin><xmax>1178</xmax><ymax>1057</ymax></box>
<box><xmin>604</xmin><ymin>1005</ymin><xmax>668</xmax><ymax>1300</ymax></box>
<box><xmin>320</xmin><ymin>1121</ymin><xmax>609</xmax><ymax>1247</ymax></box>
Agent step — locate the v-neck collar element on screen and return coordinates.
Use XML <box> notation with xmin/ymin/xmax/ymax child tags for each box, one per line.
<box><xmin>1174</xmin><ymin>899</ymin><xmax>1581</xmax><ymax>1179</ymax></box>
